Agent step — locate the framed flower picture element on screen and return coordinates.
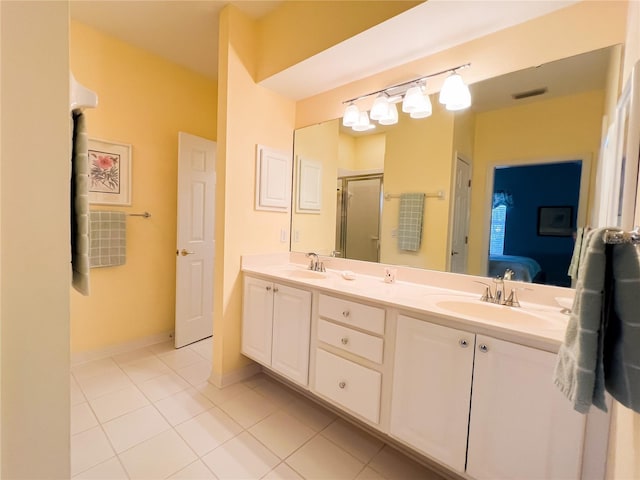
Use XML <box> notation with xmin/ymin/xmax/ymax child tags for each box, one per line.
<box><xmin>88</xmin><ymin>138</ymin><xmax>132</xmax><ymax>205</ymax></box>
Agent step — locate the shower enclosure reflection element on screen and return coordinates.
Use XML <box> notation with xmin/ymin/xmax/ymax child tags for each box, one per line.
<box><xmin>335</xmin><ymin>174</ymin><xmax>383</xmax><ymax>262</ymax></box>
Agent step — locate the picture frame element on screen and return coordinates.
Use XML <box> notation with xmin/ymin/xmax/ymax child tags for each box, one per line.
<box><xmin>88</xmin><ymin>138</ymin><xmax>132</xmax><ymax>206</ymax></box>
<box><xmin>537</xmin><ymin>206</ymin><xmax>573</xmax><ymax>236</ymax></box>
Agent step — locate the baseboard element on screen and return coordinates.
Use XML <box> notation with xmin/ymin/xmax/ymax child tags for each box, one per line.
<box><xmin>71</xmin><ymin>330</ymin><xmax>174</xmax><ymax>365</ymax></box>
<box><xmin>208</xmin><ymin>361</ymin><xmax>262</xmax><ymax>388</ymax></box>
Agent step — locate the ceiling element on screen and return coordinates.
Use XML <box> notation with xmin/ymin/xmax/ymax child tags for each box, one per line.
<box><xmin>70</xmin><ymin>1</ymin><xmax>282</xmax><ymax>79</ymax></box>
<box><xmin>71</xmin><ymin>0</ymin><xmax>586</xmax><ymax>102</ymax></box>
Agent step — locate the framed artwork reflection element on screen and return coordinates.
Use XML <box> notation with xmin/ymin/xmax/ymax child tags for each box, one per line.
<box><xmin>537</xmin><ymin>206</ymin><xmax>573</xmax><ymax>236</ymax></box>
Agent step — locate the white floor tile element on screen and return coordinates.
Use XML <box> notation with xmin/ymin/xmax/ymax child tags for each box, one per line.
<box><xmin>286</xmin><ymin>434</ymin><xmax>364</xmax><ymax>480</ymax></box>
<box><xmin>71</xmin><ymin>402</ymin><xmax>99</xmax><ymax>435</ymax></box>
<box><xmin>72</xmin><ymin>456</ymin><xmax>128</xmax><ymax>479</ymax></box>
<box><xmin>355</xmin><ymin>466</ymin><xmax>386</xmax><ymax>480</ymax></box>
<box><xmin>155</xmin><ymin>387</ymin><xmax>214</xmax><ymax>426</ymax></box>
<box><xmin>72</xmin><ymin>358</ymin><xmax>121</xmax><ymax>383</ymax></box>
<box><xmin>102</xmin><ymin>404</ymin><xmax>171</xmax><ymax>453</ymax></box>
<box><xmin>147</xmin><ymin>340</ymin><xmax>176</xmax><ymax>356</ymax></box>
<box><xmin>188</xmin><ymin>337</ymin><xmax>213</xmax><ymax>362</ymax></box>
<box><xmin>285</xmin><ymin>397</ymin><xmax>336</xmax><ymax>432</ymax></box>
<box><xmin>249</xmin><ymin>410</ymin><xmax>315</xmax><ymax>459</ymax></box>
<box><xmin>71</xmin><ymin>375</ymin><xmax>87</xmax><ymax>406</ymax></box>
<box><xmin>89</xmin><ymin>384</ymin><xmax>149</xmax><ymax>423</ymax></box>
<box><xmin>218</xmin><ymin>389</ymin><xmax>279</xmax><ymax>429</ymax></box>
<box><xmin>368</xmin><ymin>445</ymin><xmax>444</xmax><ymax>480</ymax></box>
<box><xmin>175</xmin><ymin>407</ymin><xmax>243</xmax><ymax>456</ymax></box>
<box><xmin>139</xmin><ymin>372</ymin><xmax>190</xmax><ymax>402</ymax></box>
<box><xmin>176</xmin><ymin>360</ymin><xmax>212</xmax><ymax>386</ymax></box>
<box><xmin>71</xmin><ymin>426</ymin><xmax>115</xmax><ymax>477</ymax></box>
<box><xmin>252</xmin><ymin>378</ymin><xmax>300</xmax><ymax>407</ymax></box>
<box><xmin>112</xmin><ymin>347</ymin><xmax>153</xmax><ymax>365</ymax></box>
<box><xmin>321</xmin><ymin>419</ymin><xmax>384</xmax><ymax>463</ymax></box>
<box><xmin>263</xmin><ymin>462</ymin><xmax>304</xmax><ymax>480</ymax></box>
<box><xmin>76</xmin><ymin>369</ymin><xmax>135</xmax><ymax>400</ymax></box>
<box><xmin>242</xmin><ymin>372</ymin><xmax>268</xmax><ymax>389</ymax></box>
<box><xmin>197</xmin><ymin>381</ymin><xmax>252</xmax><ymax>406</ymax></box>
<box><xmin>159</xmin><ymin>348</ymin><xmax>204</xmax><ymax>370</ymax></box>
<box><xmin>121</xmin><ymin>356</ymin><xmax>173</xmax><ymax>384</ymax></box>
<box><xmin>119</xmin><ymin>429</ymin><xmax>197</xmax><ymax>480</ymax></box>
<box><xmin>168</xmin><ymin>460</ymin><xmax>216</xmax><ymax>479</ymax></box>
<box><xmin>202</xmin><ymin>431</ymin><xmax>279</xmax><ymax>479</ymax></box>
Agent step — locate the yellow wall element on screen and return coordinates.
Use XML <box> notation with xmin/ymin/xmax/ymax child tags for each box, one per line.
<box><xmin>292</xmin><ymin>119</ymin><xmax>339</xmax><ymax>254</ymax></box>
<box><xmin>355</xmin><ymin>133</ymin><xmax>386</xmax><ymax>171</ymax></box>
<box><xmin>295</xmin><ymin>1</ymin><xmax>626</xmax><ymax>129</ymax></box>
<box><xmin>338</xmin><ymin>132</ymin><xmax>357</xmax><ymax>170</ymax></box>
<box><xmin>380</xmin><ymin>101</ymin><xmax>455</xmax><ymax>270</ymax></box>
<box><xmin>69</xmin><ymin>21</ymin><xmax>217</xmax><ymax>353</ymax></box>
<box><xmin>257</xmin><ymin>1</ymin><xmax>421</xmax><ymax>81</ymax></box>
<box><xmin>468</xmin><ymin>90</ymin><xmax>605</xmax><ymax>276</ymax></box>
<box><xmin>214</xmin><ymin>6</ymin><xmax>296</xmax><ymax>384</ymax></box>
<box><xmin>1</xmin><ymin>2</ymin><xmax>70</xmax><ymax>476</ymax></box>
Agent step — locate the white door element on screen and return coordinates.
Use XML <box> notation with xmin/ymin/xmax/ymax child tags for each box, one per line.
<box><xmin>175</xmin><ymin>132</ymin><xmax>216</xmax><ymax>348</ymax></box>
<box><xmin>271</xmin><ymin>283</ymin><xmax>312</xmax><ymax>386</ymax></box>
<box><xmin>467</xmin><ymin>335</ymin><xmax>585</xmax><ymax>480</ymax></box>
<box><xmin>241</xmin><ymin>277</ymin><xmax>274</xmax><ymax>366</ymax></box>
<box><xmin>390</xmin><ymin>315</ymin><xmax>475</xmax><ymax>472</ymax></box>
<box><xmin>450</xmin><ymin>157</ymin><xmax>471</xmax><ymax>273</ymax></box>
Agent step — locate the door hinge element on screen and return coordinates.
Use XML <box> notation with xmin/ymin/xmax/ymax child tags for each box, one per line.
<box><xmin>465</xmin><ymin>236</ymin><xmax>468</xmax><ymax>244</ymax></box>
<box><xmin>468</xmin><ymin>180</ymin><xmax>471</xmax><ymax>187</ymax></box>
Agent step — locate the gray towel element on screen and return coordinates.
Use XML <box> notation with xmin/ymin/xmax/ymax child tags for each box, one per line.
<box><xmin>602</xmin><ymin>237</ymin><xmax>640</xmax><ymax>412</ymax></box>
<box><xmin>71</xmin><ymin>111</ymin><xmax>90</xmax><ymax>295</ymax></box>
<box><xmin>397</xmin><ymin>193</ymin><xmax>425</xmax><ymax>251</ymax></box>
<box><xmin>567</xmin><ymin>226</ymin><xmax>585</xmax><ymax>280</ymax></box>
<box><xmin>89</xmin><ymin>211</ymin><xmax>126</xmax><ymax>268</ymax></box>
<box><xmin>554</xmin><ymin>227</ymin><xmax>640</xmax><ymax>413</ymax></box>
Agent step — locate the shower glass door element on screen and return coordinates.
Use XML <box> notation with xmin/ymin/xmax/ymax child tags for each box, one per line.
<box><xmin>336</xmin><ymin>175</ymin><xmax>382</xmax><ymax>262</ymax></box>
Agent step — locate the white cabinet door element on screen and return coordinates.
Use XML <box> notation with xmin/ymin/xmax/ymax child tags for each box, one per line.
<box><xmin>271</xmin><ymin>284</ymin><xmax>312</xmax><ymax>386</ymax></box>
<box><xmin>390</xmin><ymin>315</ymin><xmax>475</xmax><ymax>472</ymax></box>
<box><xmin>467</xmin><ymin>335</ymin><xmax>586</xmax><ymax>480</ymax></box>
<box><xmin>241</xmin><ymin>277</ymin><xmax>274</xmax><ymax>366</ymax></box>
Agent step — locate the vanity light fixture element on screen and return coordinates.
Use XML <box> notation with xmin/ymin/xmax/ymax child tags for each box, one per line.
<box><xmin>341</xmin><ymin>63</ymin><xmax>471</xmax><ymax>130</ymax></box>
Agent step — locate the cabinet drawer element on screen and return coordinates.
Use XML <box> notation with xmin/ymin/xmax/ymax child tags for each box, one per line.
<box><xmin>317</xmin><ymin>319</ymin><xmax>383</xmax><ymax>364</ymax></box>
<box><xmin>314</xmin><ymin>349</ymin><xmax>381</xmax><ymax>423</ymax></box>
<box><xmin>318</xmin><ymin>294</ymin><xmax>385</xmax><ymax>335</ymax></box>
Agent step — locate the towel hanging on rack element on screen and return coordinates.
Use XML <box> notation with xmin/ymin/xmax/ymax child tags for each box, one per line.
<box><xmin>397</xmin><ymin>193</ymin><xmax>425</xmax><ymax>252</ymax></box>
<box><xmin>71</xmin><ymin>111</ymin><xmax>91</xmax><ymax>295</ymax></box>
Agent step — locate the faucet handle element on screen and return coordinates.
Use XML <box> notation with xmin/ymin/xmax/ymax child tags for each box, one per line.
<box><xmin>474</xmin><ymin>281</ymin><xmax>494</xmax><ymax>302</ymax></box>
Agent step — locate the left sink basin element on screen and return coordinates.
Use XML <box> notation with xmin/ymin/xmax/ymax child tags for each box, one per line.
<box><xmin>282</xmin><ymin>268</ymin><xmax>328</xmax><ymax>280</ymax></box>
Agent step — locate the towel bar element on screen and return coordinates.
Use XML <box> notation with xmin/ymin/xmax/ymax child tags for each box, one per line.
<box><xmin>128</xmin><ymin>211</ymin><xmax>151</xmax><ymax>218</ymax></box>
<box><xmin>384</xmin><ymin>191</ymin><xmax>444</xmax><ymax>201</ymax></box>
<box><xmin>603</xmin><ymin>226</ymin><xmax>640</xmax><ymax>244</ymax></box>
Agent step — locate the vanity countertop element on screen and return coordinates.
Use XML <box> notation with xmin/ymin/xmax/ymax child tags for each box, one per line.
<box><xmin>242</xmin><ymin>259</ymin><xmax>571</xmax><ymax>353</ymax></box>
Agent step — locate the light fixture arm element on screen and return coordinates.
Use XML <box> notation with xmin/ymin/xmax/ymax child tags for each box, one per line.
<box><xmin>342</xmin><ymin>63</ymin><xmax>471</xmax><ymax>105</ymax></box>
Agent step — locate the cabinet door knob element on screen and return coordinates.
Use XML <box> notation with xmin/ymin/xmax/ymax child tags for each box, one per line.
<box><xmin>341</xmin><ymin>337</ymin><xmax>349</xmax><ymax>345</ymax></box>
<box><xmin>273</xmin><ymin>287</ymin><xmax>278</xmax><ymax>293</ymax></box>
<box><xmin>459</xmin><ymin>339</ymin><xmax>469</xmax><ymax>348</ymax></box>
<box><xmin>342</xmin><ymin>310</ymin><xmax>350</xmax><ymax>318</ymax></box>
<box><xmin>479</xmin><ymin>344</ymin><xmax>489</xmax><ymax>353</ymax></box>
<box><xmin>266</xmin><ymin>286</ymin><xmax>272</xmax><ymax>291</ymax></box>
<box><xmin>338</xmin><ymin>381</ymin><xmax>346</xmax><ymax>389</ymax></box>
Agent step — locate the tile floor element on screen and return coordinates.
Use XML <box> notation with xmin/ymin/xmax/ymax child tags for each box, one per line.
<box><xmin>71</xmin><ymin>338</ymin><xmax>445</xmax><ymax>479</ymax></box>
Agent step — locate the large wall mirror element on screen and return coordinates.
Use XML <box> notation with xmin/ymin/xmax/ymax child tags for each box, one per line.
<box><xmin>291</xmin><ymin>44</ymin><xmax>622</xmax><ymax>288</ymax></box>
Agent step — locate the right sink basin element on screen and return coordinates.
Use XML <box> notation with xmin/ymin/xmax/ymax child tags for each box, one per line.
<box><xmin>435</xmin><ymin>299</ymin><xmax>559</xmax><ymax>328</ymax></box>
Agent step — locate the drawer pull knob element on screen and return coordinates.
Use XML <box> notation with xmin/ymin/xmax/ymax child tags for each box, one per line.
<box><xmin>459</xmin><ymin>339</ymin><xmax>469</xmax><ymax>348</ymax></box>
<box><xmin>338</xmin><ymin>381</ymin><xmax>346</xmax><ymax>389</ymax></box>
<box><xmin>266</xmin><ymin>286</ymin><xmax>272</xmax><ymax>291</ymax></box>
<box><xmin>341</xmin><ymin>337</ymin><xmax>349</xmax><ymax>345</ymax></box>
<box><xmin>479</xmin><ymin>344</ymin><xmax>489</xmax><ymax>353</ymax></box>
<box><xmin>342</xmin><ymin>310</ymin><xmax>350</xmax><ymax>318</ymax></box>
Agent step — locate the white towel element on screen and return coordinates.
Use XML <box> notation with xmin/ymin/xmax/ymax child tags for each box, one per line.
<box><xmin>71</xmin><ymin>111</ymin><xmax>90</xmax><ymax>295</ymax></box>
<box><xmin>397</xmin><ymin>193</ymin><xmax>425</xmax><ymax>251</ymax></box>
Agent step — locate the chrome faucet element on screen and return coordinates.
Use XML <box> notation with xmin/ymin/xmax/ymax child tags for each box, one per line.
<box><xmin>503</xmin><ymin>268</ymin><xmax>515</xmax><ymax>280</ymax></box>
<box><xmin>306</xmin><ymin>252</ymin><xmax>325</xmax><ymax>272</ymax></box>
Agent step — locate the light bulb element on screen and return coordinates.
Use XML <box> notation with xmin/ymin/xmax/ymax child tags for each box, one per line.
<box><xmin>370</xmin><ymin>94</ymin><xmax>390</xmax><ymax>121</ymax></box>
<box><xmin>342</xmin><ymin>103</ymin><xmax>360</xmax><ymax>127</ymax></box>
